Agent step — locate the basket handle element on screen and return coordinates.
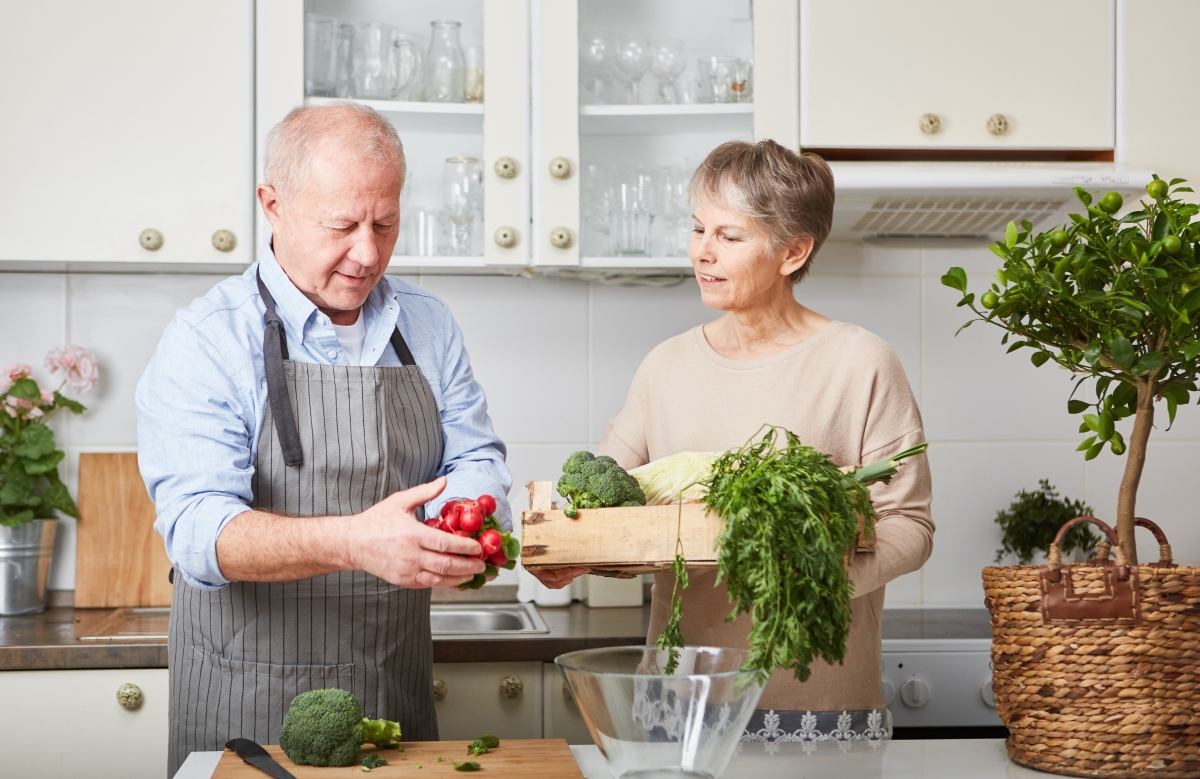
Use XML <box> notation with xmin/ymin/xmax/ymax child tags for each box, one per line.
<box><xmin>1088</xmin><ymin>517</ymin><xmax>1174</xmax><ymax>568</ymax></box>
<box><xmin>1048</xmin><ymin>516</ymin><xmax>1122</xmax><ymax>573</ymax></box>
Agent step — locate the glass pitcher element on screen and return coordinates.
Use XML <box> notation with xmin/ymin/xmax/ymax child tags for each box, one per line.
<box><xmin>392</xmin><ymin>34</ymin><xmax>424</xmax><ymax>101</ymax></box>
<box><xmin>352</xmin><ymin>22</ymin><xmax>400</xmax><ymax>99</ymax></box>
<box><xmin>423</xmin><ymin>20</ymin><xmax>465</xmax><ymax>103</ymax></box>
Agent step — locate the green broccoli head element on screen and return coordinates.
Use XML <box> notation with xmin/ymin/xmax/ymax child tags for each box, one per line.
<box><xmin>557</xmin><ymin>451</ymin><xmax>646</xmax><ymax>516</ymax></box>
<box><xmin>279</xmin><ymin>688</ymin><xmax>401</xmax><ymax>767</ymax></box>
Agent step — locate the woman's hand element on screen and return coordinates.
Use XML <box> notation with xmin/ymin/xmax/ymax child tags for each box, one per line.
<box><xmin>530</xmin><ymin>567</ymin><xmax>589</xmax><ymax>589</ymax></box>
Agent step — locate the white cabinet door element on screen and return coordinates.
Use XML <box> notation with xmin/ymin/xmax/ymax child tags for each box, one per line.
<box><xmin>542</xmin><ymin>663</ymin><xmax>594</xmax><ymax>745</ymax></box>
<box><xmin>799</xmin><ymin>0</ymin><xmax>1114</xmax><ymax>150</ymax></box>
<box><xmin>0</xmin><ymin>1</ymin><xmax>254</xmax><ymax>265</ymax></box>
<box><xmin>0</xmin><ymin>668</ymin><xmax>169</xmax><ymax>779</ymax></box>
<box><xmin>531</xmin><ymin>0</ymin><xmax>580</xmax><ymax>266</ymax></box>
<box><xmin>432</xmin><ymin>662</ymin><xmax>543</xmax><ymax>740</ymax></box>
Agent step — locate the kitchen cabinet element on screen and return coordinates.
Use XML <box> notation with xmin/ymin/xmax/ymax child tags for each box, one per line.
<box><xmin>541</xmin><ymin>662</ymin><xmax>594</xmax><ymax>745</ymax></box>
<box><xmin>432</xmin><ymin>661</ymin><xmax>543</xmax><ymax>740</ymax></box>
<box><xmin>0</xmin><ymin>668</ymin><xmax>169</xmax><ymax>779</ymax></box>
<box><xmin>799</xmin><ymin>0</ymin><xmax>1114</xmax><ymax>151</ymax></box>
<box><xmin>0</xmin><ymin>1</ymin><xmax>254</xmax><ymax>268</ymax></box>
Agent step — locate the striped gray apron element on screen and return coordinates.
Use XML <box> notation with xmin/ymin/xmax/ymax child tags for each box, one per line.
<box><xmin>166</xmin><ymin>273</ymin><xmax>444</xmax><ymax>776</ymax></box>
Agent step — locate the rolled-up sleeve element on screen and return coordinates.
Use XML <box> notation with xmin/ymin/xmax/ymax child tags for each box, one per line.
<box><xmin>136</xmin><ymin>319</ymin><xmax>255</xmax><ymax>590</ymax></box>
<box><xmin>427</xmin><ymin>302</ymin><xmax>513</xmax><ymax>528</ymax></box>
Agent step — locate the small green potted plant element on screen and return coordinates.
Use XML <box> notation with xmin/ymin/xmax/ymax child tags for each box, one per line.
<box><xmin>993</xmin><ymin>480</ymin><xmax>1098</xmax><ymax>565</ymax></box>
<box><xmin>0</xmin><ymin>347</ymin><xmax>98</xmax><ymax>614</ymax></box>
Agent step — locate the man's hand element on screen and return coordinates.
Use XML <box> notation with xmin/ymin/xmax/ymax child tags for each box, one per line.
<box><xmin>530</xmin><ymin>567</ymin><xmax>589</xmax><ymax>590</ymax></box>
<box><xmin>351</xmin><ymin>477</ymin><xmax>485</xmax><ymax>589</ymax></box>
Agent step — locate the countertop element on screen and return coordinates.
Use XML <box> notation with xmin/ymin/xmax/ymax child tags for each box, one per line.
<box><xmin>176</xmin><ymin>739</ymin><xmax>1042</xmax><ymax>779</ymax></box>
<box><xmin>0</xmin><ymin>605</ymin><xmax>990</xmax><ymax>672</ymax></box>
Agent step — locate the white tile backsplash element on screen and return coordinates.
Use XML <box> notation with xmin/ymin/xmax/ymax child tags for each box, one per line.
<box><xmin>14</xmin><ymin>237</ymin><xmax>1200</xmax><ymax>607</ymax></box>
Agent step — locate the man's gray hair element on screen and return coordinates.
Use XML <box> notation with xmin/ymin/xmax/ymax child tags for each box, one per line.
<box><xmin>263</xmin><ymin>101</ymin><xmax>406</xmax><ymax>198</ymax></box>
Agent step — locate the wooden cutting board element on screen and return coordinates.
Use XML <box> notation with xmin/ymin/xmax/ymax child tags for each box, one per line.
<box><xmin>75</xmin><ymin>452</ymin><xmax>172</xmax><ymax>608</ymax></box>
<box><xmin>212</xmin><ymin>740</ymin><xmax>584</xmax><ymax>778</ymax></box>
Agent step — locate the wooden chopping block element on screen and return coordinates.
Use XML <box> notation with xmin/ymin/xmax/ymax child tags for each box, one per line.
<box><xmin>75</xmin><ymin>452</ymin><xmax>172</xmax><ymax>608</ymax></box>
<box><xmin>211</xmin><ymin>740</ymin><xmax>584</xmax><ymax>777</ymax></box>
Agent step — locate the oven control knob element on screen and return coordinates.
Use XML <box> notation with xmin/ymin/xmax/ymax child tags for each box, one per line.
<box><xmin>899</xmin><ymin>677</ymin><xmax>930</xmax><ymax>708</ymax></box>
<box><xmin>981</xmin><ymin>680</ymin><xmax>996</xmax><ymax>708</ymax></box>
<box><xmin>880</xmin><ymin>679</ymin><xmax>896</xmax><ymax>706</ymax></box>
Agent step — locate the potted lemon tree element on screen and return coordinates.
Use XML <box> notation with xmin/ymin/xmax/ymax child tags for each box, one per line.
<box><xmin>942</xmin><ymin>178</ymin><xmax>1200</xmax><ymax>777</ymax></box>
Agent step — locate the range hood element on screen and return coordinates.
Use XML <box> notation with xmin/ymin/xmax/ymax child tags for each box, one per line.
<box><xmin>829</xmin><ymin>162</ymin><xmax>1155</xmax><ymax>241</ymax></box>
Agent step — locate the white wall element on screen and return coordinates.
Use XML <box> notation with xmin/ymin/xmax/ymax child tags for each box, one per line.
<box><xmin>5</xmin><ymin>235</ymin><xmax>1199</xmax><ymax>606</ymax></box>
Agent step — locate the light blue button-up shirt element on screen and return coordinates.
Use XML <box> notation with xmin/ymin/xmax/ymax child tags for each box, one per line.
<box><xmin>136</xmin><ymin>244</ymin><xmax>511</xmax><ymax>590</ymax></box>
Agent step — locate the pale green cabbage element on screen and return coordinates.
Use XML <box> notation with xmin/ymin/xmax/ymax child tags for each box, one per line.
<box><xmin>628</xmin><ymin>451</ymin><xmax>721</xmax><ymax>506</ymax></box>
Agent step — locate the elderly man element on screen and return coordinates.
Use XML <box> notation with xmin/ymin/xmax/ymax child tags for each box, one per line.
<box><xmin>136</xmin><ymin>103</ymin><xmax>510</xmax><ymax>774</ymax></box>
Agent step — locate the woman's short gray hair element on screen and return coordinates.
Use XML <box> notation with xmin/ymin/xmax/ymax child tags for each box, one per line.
<box><xmin>689</xmin><ymin>140</ymin><xmax>835</xmax><ymax>284</ymax></box>
<box><xmin>263</xmin><ymin>101</ymin><xmax>406</xmax><ymax>198</ymax></box>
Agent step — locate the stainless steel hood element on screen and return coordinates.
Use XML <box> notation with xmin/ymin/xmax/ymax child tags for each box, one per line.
<box><xmin>829</xmin><ymin>162</ymin><xmax>1155</xmax><ymax>240</ymax></box>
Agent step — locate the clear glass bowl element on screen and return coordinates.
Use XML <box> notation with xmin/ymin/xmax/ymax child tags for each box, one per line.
<box><xmin>556</xmin><ymin>646</ymin><xmax>765</xmax><ymax>779</ymax></box>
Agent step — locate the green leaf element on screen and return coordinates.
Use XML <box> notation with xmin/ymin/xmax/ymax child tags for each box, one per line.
<box><xmin>7</xmin><ymin>377</ymin><xmax>41</xmax><ymax>402</ymax></box>
<box><xmin>1005</xmin><ymin>221</ymin><xmax>1019</xmax><ymax>249</ymax></box>
<box><xmin>501</xmin><ymin>534</ymin><xmax>521</xmax><ymax>561</ymax></box>
<box><xmin>39</xmin><ymin>477</ymin><xmax>78</xmax><ymax>519</ymax></box>
<box><xmin>54</xmin><ymin>393</ymin><xmax>85</xmax><ymax>414</ymax></box>
<box><xmin>1006</xmin><ymin>340</ymin><xmax>1031</xmax><ymax>354</ymax></box>
<box><xmin>1098</xmin><ymin>410</ymin><xmax>1115</xmax><ymax>440</ymax></box>
<box><xmin>1076</xmin><ymin>435</ymin><xmax>1097</xmax><ymax>451</ymax></box>
<box><xmin>940</xmin><ymin>267</ymin><xmax>968</xmax><ymax>293</ymax></box>
<box><xmin>1153</xmin><ymin>210</ymin><xmax>1169</xmax><ymax>240</ymax></box>
<box><xmin>1031</xmin><ymin>351</ymin><xmax>1051</xmax><ymax>367</ymax></box>
<box><xmin>1082</xmin><ymin>414</ymin><xmax>1101</xmax><ymax>432</ymax></box>
<box><xmin>12</xmin><ymin>425</ymin><xmax>56</xmax><ymax>460</ymax></box>
<box><xmin>1168</xmin><ymin>395</ymin><xmax>1179</xmax><ymax>425</ymax></box>
<box><xmin>1083</xmin><ymin>341</ymin><xmax>1103</xmax><ymax>365</ymax></box>
<box><xmin>988</xmin><ymin>242</ymin><xmax>1008</xmax><ymax>260</ymax></box>
<box><xmin>1067</xmin><ymin>400</ymin><xmax>1090</xmax><ymax>414</ymax></box>
<box><xmin>22</xmin><ymin>450</ymin><xmax>64</xmax><ymax>475</ymax></box>
<box><xmin>956</xmin><ymin>292</ymin><xmax>975</xmax><ymax>308</ymax></box>
<box><xmin>1085</xmin><ymin>442</ymin><xmax>1104</xmax><ymax>461</ymax></box>
<box><xmin>1184</xmin><ymin>341</ymin><xmax>1200</xmax><ymax>361</ymax></box>
<box><xmin>0</xmin><ymin>509</ymin><xmax>36</xmax><ymax>528</ymax></box>
<box><xmin>1109</xmin><ymin>335</ymin><xmax>1135</xmax><ymax>370</ymax></box>
<box><xmin>1181</xmin><ymin>288</ymin><xmax>1200</xmax><ymax>312</ymax></box>
<box><xmin>1075</xmin><ymin>187</ymin><xmax>1093</xmax><ymax>207</ymax></box>
<box><xmin>1131</xmin><ymin>352</ymin><xmax>1165</xmax><ymax>377</ymax></box>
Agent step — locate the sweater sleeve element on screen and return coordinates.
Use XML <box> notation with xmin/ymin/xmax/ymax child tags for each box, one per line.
<box><xmin>845</xmin><ymin>347</ymin><xmax>934</xmax><ymax>597</ymax></box>
<box><xmin>597</xmin><ymin>359</ymin><xmax>652</xmax><ymax>470</ymax></box>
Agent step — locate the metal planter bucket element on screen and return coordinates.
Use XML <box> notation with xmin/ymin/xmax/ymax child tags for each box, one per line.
<box><xmin>0</xmin><ymin>519</ymin><xmax>57</xmax><ymax>615</ymax></box>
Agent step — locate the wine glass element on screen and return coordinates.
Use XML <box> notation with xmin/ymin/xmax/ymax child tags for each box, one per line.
<box><xmin>649</xmin><ymin>39</ymin><xmax>686</xmax><ymax>104</ymax></box>
<box><xmin>442</xmin><ymin>157</ymin><xmax>483</xmax><ymax>255</ymax></box>
<box><xmin>579</xmin><ymin>31</ymin><xmax>613</xmax><ymax>104</ymax></box>
<box><xmin>613</xmin><ymin>34</ymin><xmax>651</xmax><ymax>104</ymax></box>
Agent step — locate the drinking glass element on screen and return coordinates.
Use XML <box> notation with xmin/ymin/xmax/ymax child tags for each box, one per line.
<box><xmin>613</xmin><ymin>34</ymin><xmax>651</xmax><ymax>104</ymax></box>
<box><xmin>392</xmin><ymin>34</ymin><xmax>424</xmax><ymax>100</ymax></box>
<box><xmin>334</xmin><ymin>23</ymin><xmax>354</xmax><ymax>97</ymax></box>
<box><xmin>733</xmin><ymin>59</ymin><xmax>753</xmax><ymax>103</ymax></box>
<box><xmin>442</xmin><ymin>157</ymin><xmax>483</xmax><ymax>255</ymax></box>
<box><xmin>304</xmin><ymin>14</ymin><xmax>338</xmax><ymax>97</ymax></box>
<box><xmin>698</xmin><ymin>56</ymin><xmax>740</xmax><ymax>103</ymax></box>
<box><xmin>610</xmin><ymin>167</ymin><xmax>655</xmax><ymax>256</ymax></box>
<box><xmin>649</xmin><ymin>39</ymin><xmax>686</xmax><ymax>104</ymax></box>
<box><xmin>404</xmin><ymin>207</ymin><xmax>443</xmax><ymax>257</ymax></box>
<box><xmin>579</xmin><ymin>31</ymin><xmax>613</xmax><ymax>104</ymax></box>
<box><xmin>581</xmin><ymin>164</ymin><xmax>613</xmax><ymax>256</ymax></box>
<box><xmin>463</xmin><ymin>46</ymin><xmax>484</xmax><ymax>102</ymax></box>
<box><xmin>676</xmin><ymin>69</ymin><xmax>706</xmax><ymax>104</ymax></box>
<box><xmin>424</xmin><ymin>20</ymin><xmax>465</xmax><ymax>103</ymax></box>
<box><xmin>352</xmin><ymin>23</ymin><xmax>400</xmax><ymax>99</ymax></box>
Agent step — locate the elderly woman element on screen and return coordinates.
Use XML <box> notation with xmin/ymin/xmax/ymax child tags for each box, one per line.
<box><xmin>538</xmin><ymin>140</ymin><xmax>933</xmax><ymax>744</ymax></box>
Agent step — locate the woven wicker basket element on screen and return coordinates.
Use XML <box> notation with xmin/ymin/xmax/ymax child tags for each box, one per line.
<box><xmin>983</xmin><ymin>516</ymin><xmax>1200</xmax><ymax>778</ymax></box>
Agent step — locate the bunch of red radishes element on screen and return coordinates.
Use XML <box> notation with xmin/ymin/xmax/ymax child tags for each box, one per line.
<box><xmin>426</xmin><ymin>494</ymin><xmax>520</xmax><ymax>589</ymax></box>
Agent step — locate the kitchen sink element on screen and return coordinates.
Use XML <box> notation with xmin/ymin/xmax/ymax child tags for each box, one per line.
<box><xmin>77</xmin><ymin>603</ymin><xmax>548</xmax><ymax>640</ymax></box>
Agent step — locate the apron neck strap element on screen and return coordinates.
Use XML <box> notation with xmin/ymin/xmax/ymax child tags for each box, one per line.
<box><xmin>257</xmin><ymin>269</ymin><xmax>304</xmax><ymax>467</ymax></box>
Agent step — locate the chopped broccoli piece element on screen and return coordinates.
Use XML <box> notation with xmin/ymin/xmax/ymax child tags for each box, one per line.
<box><xmin>361</xmin><ymin>754</ymin><xmax>389</xmax><ymax>771</ymax></box>
<box><xmin>279</xmin><ymin>688</ymin><xmax>401</xmax><ymax>767</ymax></box>
<box><xmin>557</xmin><ymin>451</ymin><xmax>646</xmax><ymax>518</ymax></box>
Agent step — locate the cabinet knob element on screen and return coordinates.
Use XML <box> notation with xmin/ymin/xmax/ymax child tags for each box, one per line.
<box><xmin>899</xmin><ymin>677</ymin><xmax>930</xmax><ymax>708</ymax></box>
<box><xmin>918</xmin><ymin>113</ymin><xmax>941</xmax><ymax>135</ymax></box>
<box><xmin>138</xmin><ymin>229</ymin><xmax>164</xmax><ymax>252</ymax></box>
<box><xmin>494</xmin><ymin>157</ymin><xmax>519</xmax><ymax>179</ymax></box>
<box><xmin>117</xmin><ymin>682</ymin><xmax>144</xmax><ymax>710</ymax></box>
<box><xmin>549</xmin><ymin>227</ymin><xmax>573</xmax><ymax>249</ymax></box>
<box><xmin>986</xmin><ymin>113</ymin><xmax>1009</xmax><ymax>136</ymax></box>
<box><xmin>499</xmin><ymin>674</ymin><xmax>524</xmax><ymax>699</ymax></box>
<box><xmin>980</xmin><ymin>679</ymin><xmax>996</xmax><ymax>708</ymax></box>
<box><xmin>212</xmin><ymin>230</ymin><xmax>237</xmax><ymax>252</ymax></box>
<box><xmin>548</xmin><ymin>157</ymin><xmax>573</xmax><ymax>179</ymax></box>
<box><xmin>432</xmin><ymin>678</ymin><xmax>447</xmax><ymax>702</ymax></box>
<box><xmin>494</xmin><ymin>226</ymin><xmax>519</xmax><ymax>248</ymax></box>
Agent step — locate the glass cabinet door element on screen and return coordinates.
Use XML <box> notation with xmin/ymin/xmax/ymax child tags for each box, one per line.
<box><xmin>261</xmin><ymin>0</ymin><xmax>530</xmax><ymax>269</ymax></box>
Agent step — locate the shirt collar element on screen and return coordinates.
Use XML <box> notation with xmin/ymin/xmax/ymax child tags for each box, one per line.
<box><xmin>256</xmin><ymin>241</ymin><xmax>399</xmax><ymax>342</ymax></box>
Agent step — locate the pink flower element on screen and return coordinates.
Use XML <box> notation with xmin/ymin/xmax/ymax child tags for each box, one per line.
<box><xmin>45</xmin><ymin>346</ymin><xmax>99</xmax><ymax>395</ymax></box>
<box><xmin>5</xmin><ymin>363</ymin><xmax>32</xmax><ymax>382</ymax></box>
<box><xmin>39</xmin><ymin>388</ymin><xmax>54</xmax><ymax>404</ymax></box>
<box><xmin>26</xmin><ymin>406</ymin><xmax>43</xmax><ymax>420</ymax></box>
<box><xmin>0</xmin><ymin>375</ymin><xmax>9</xmax><ymax>395</ymax></box>
<box><xmin>3</xmin><ymin>406</ymin><xmax>15</xmax><ymax>418</ymax></box>
<box><xmin>11</xmin><ymin>397</ymin><xmax>32</xmax><ymax>410</ymax></box>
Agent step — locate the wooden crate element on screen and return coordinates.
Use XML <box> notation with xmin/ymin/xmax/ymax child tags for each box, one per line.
<box><xmin>520</xmin><ymin>481</ymin><xmax>876</xmax><ymax>576</ymax></box>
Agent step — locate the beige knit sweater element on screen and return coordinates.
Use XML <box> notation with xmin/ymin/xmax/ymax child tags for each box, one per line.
<box><xmin>597</xmin><ymin>320</ymin><xmax>934</xmax><ymax>711</ymax></box>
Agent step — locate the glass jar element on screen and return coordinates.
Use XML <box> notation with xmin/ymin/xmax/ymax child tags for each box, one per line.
<box><xmin>423</xmin><ymin>20</ymin><xmax>465</xmax><ymax>103</ymax></box>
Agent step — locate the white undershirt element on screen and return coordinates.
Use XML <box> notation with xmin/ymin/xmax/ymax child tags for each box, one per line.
<box><xmin>331</xmin><ymin>311</ymin><xmax>368</xmax><ymax>366</ymax></box>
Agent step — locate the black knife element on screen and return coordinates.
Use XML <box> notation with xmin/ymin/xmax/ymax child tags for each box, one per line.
<box><xmin>225</xmin><ymin>738</ymin><xmax>298</xmax><ymax>779</ymax></box>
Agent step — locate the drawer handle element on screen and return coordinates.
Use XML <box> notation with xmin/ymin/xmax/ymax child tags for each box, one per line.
<box><xmin>432</xmin><ymin>678</ymin><xmax>447</xmax><ymax>702</ymax></box>
<box><xmin>117</xmin><ymin>682</ymin><xmax>144</xmax><ymax>710</ymax></box>
<box><xmin>139</xmin><ymin>229</ymin><xmax>164</xmax><ymax>251</ymax></box>
<box><xmin>919</xmin><ymin>113</ymin><xmax>941</xmax><ymax>135</ymax></box>
<box><xmin>494</xmin><ymin>157</ymin><xmax>519</xmax><ymax>179</ymax></box>
<box><xmin>499</xmin><ymin>674</ymin><xmax>523</xmax><ymax>699</ymax></box>
<box><xmin>986</xmin><ymin>113</ymin><xmax>1009</xmax><ymax>136</ymax></box>
<box><xmin>548</xmin><ymin>157</ymin><xmax>572</xmax><ymax>179</ymax></box>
